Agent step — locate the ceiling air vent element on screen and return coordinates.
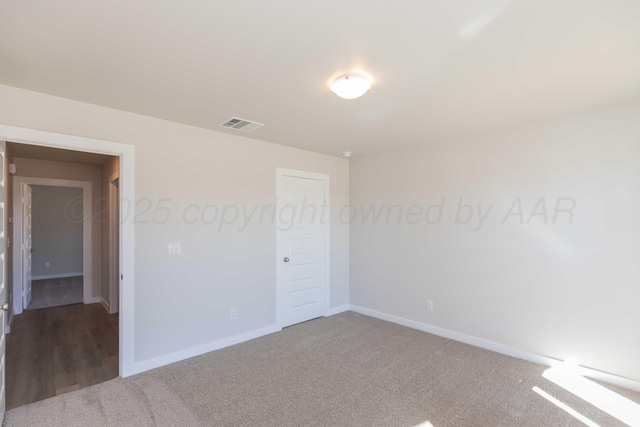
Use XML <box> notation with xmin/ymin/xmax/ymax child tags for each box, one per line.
<box><xmin>219</xmin><ymin>117</ymin><xmax>264</xmax><ymax>132</ymax></box>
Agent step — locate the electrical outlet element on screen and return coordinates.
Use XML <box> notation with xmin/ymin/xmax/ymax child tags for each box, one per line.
<box><xmin>45</xmin><ymin>262</ymin><xmax>51</xmax><ymax>268</ymax></box>
<box><xmin>230</xmin><ymin>308</ymin><xmax>238</xmax><ymax>320</ymax></box>
<box><xmin>426</xmin><ymin>299</ymin><xmax>434</xmax><ymax>311</ymax></box>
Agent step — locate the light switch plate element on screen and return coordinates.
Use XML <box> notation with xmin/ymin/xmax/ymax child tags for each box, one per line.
<box><xmin>167</xmin><ymin>242</ymin><xmax>181</xmax><ymax>255</ymax></box>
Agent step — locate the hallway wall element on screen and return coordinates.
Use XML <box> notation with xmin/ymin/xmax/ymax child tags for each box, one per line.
<box><xmin>31</xmin><ymin>185</ymin><xmax>83</xmax><ymax>278</ymax></box>
<box><xmin>101</xmin><ymin>156</ymin><xmax>119</xmax><ymax>312</ymax></box>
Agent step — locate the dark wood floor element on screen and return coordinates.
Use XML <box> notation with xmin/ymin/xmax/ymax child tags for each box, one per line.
<box><xmin>6</xmin><ymin>303</ymin><xmax>119</xmax><ymax>410</ymax></box>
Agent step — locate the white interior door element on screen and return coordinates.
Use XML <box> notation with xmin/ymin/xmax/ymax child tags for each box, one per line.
<box><xmin>21</xmin><ymin>183</ymin><xmax>32</xmax><ymax>310</ymax></box>
<box><xmin>0</xmin><ymin>140</ymin><xmax>8</xmax><ymax>421</ymax></box>
<box><xmin>276</xmin><ymin>169</ymin><xmax>328</xmax><ymax>328</ymax></box>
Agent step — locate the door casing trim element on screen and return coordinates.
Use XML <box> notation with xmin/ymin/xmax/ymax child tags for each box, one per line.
<box><xmin>0</xmin><ymin>123</ymin><xmax>135</xmax><ymax>377</ymax></box>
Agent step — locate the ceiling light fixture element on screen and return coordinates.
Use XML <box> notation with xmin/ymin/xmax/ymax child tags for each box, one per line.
<box><xmin>330</xmin><ymin>74</ymin><xmax>371</xmax><ymax>100</ymax></box>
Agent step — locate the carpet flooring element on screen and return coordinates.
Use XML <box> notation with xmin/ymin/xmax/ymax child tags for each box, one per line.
<box><xmin>4</xmin><ymin>312</ymin><xmax>640</xmax><ymax>426</ymax></box>
<box><xmin>26</xmin><ymin>276</ymin><xmax>83</xmax><ymax>310</ymax></box>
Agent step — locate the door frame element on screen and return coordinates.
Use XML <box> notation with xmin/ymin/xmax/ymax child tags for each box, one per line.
<box><xmin>107</xmin><ymin>178</ymin><xmax>119</xmax><ymax>314</ymax></box>
<box><xmin>12</xmin><ymin>178</ymin><xmax>93</xmax><ymax>315</ymax></box>
<box><xmin>0</xmin><ymin>124</ymin><xmax>135</xmax><ymax>377</ymax></box>
<box><xmin>275</xmin><ymin>167</ymin><xmax>330</xmax><ymax>328</ymax></box>
<box><xmin>0</xmin><ymin>141</ymin><xmax>6</xmax><ymax>420</ymax></box>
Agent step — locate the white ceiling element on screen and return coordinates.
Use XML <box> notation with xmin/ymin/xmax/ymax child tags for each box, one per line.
<box><xmin>1</xmin><ymin>0</ymin><xmax>639</xmax><ymax>157</ymax></box>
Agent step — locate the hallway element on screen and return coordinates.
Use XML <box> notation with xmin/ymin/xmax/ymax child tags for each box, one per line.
<box><xmin>6</xmin><ymin>303</ymin><xmax>118</xmax><ymax>409</ymax></box>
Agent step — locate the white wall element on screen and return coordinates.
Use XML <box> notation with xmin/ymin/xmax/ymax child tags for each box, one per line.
<box><xmin>31</xmin><ymin>185</ymin><xmax>83</xmax><ymax>278</ymax></box>
<box><xmin>350</xmin><ymin>102</ymin><xmax>640</xmax><ymax>383</ymax></box>
<box><xmin>0</xmin><ymin>84</ymin><xmax>349</xmax><ymax>365</ymax></box>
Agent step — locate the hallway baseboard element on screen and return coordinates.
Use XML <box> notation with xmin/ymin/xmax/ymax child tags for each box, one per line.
<box><xmin>31</xmin><ymin>272</ymin><xmax>83</xmax><ymax>280</ymax></box>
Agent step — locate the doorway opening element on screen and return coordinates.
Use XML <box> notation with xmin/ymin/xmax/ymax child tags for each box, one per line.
<box><xmin>24</xmin><ymin>184</ymin><xmax>85</xmax><ymax>311</ymax></box>
<box><xmin>3</xmin><ymin>141</ymin><xmax>122</xmax><ymax>409</ymax></box>
<box><xmin>12</xmin><ymin>178</ymin><xmax>93</xmax><ymax>316</ymax></box>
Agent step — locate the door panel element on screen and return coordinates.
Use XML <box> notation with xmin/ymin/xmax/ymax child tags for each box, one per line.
<box><xmin>277</xmin><ymin>171</ymin><xmax>327</xmax><ymax>328</ymax></box>
<box><xmin>0</xmin><ymin>139</ymin><xmax>7</xmax><ymax>421</ymax></box>
<box><xmin>289</xmin><ymin>288</ymin><xmax>320</xmax><ymax>309</ymax></box>
<box><xmin>289</xmin><ymin>237</ymin><xmax>318</xmax><ymax>255</ymax></box>
<box><xmin>289</xmin><ymin>263</ymin><xmax>320</xmax><ymax>282</ymax></box>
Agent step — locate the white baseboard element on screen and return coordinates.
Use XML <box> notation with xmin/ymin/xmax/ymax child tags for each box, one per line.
<box><xmin>350</xmin><ymin>305</ymin><xmax>640</xmax><ymax>393</ymax></box>
<box><xmin>326</xmin><ymin>304</ymin><xmax>350</xmax><ymax>316</ymax></box>
<box><xmin>101</xmin><ymin>297</ymin><xmax>118</xmax><ymax>314</ymax></box>
<box><xmin>32</xmin><ymin>272</ymin><xmax>83</xmax><ymax>280</ymax></box>
<box><xmin>131</xmin><ymin>324</ymin><xmax>282</xmax><ymax>376</ymax></box>
<box><xmin>84</xmin><ymin>296</ymin><xmax>101</xmax><ymax>304</ymax></box>
<box><xmin>130</xmin><ymin>307</ymin><xmax>350</xmax><ymax>377</ymax></box>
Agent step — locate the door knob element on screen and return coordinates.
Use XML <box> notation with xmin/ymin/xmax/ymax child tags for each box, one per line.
<box><xmin>1</xmin><ymin>302</ymin><xmax>9</xmax><ymax>312</ymax></box>
<box><xmin>283</xmin><ymin>257</ymin><xmax>290</xmax><ymax>263</ymax></box>
<box><xmin>30</xmin><ymin>248</ymin><xmax>36</xmax><ymax>253</ymax></box>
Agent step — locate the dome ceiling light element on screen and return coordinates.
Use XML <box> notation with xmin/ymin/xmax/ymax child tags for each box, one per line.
<box><xmin>330</xmin><ymin>74</ymin><xmax>371</xmax><ymax>100</ymax></box>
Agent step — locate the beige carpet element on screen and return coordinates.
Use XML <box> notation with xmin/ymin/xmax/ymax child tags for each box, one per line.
<box><xmin>26</xmin><ymin>276</ymin><xmax>83</xmax><ymax>310</ymax></box>
<box><xmin>5</xmin><ymin>312</ymin><xmax>640</xmax><ymax>426</ymax></box>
